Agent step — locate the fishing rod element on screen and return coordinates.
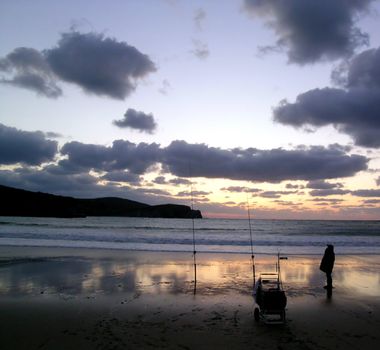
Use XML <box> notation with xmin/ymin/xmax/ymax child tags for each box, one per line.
<box><xmin>276</xmin><ymin>251</ymin><xmax>288</xmax><ymax>288</ymax></box>
<box><xmin>247</xmin><ymin>197</ymin><xmax>255</xmax><ymax>286</ymax></box>
<box><xmin>190</xmin><ymin>180</ymin><xmax>197</xmax><ymax>294</ymax></box>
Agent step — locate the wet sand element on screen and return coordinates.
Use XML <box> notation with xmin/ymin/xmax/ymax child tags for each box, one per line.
<box><xmin>0</xmin><ymin>246</ymin><xmax>379</xmax><ymax>349</ymax></box>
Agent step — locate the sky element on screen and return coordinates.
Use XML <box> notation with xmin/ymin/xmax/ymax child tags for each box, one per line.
<box><xmin>1</xmin><ymin>0</ymin><xmax>380</xmax><ymax>220</ymax></box>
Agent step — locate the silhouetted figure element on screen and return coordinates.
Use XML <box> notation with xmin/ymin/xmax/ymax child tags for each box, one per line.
<box><xmin>320</xmin><ymin>244</ymin><xmax>335</xmax><ymax>290</ymax></box>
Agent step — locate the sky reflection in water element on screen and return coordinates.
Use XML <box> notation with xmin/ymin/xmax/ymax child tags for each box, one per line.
<box><xmin>0</xmin><ymin>253</ymin><xmax>379</xmax><ymax>298</ymax></box>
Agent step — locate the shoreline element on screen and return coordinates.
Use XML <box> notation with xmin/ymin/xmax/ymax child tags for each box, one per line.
<box><xmin>2</xmin><ymin>243</ymin><xmax>380</xmax><ymax>257</ymax></box>
<box><xmin>1</xmin><ymin>246</ymin><xmax>379</xmax><ymax>349</ymax></box>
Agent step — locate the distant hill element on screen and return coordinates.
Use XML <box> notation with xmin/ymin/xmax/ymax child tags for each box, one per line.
<box><xmin>0</xmin><ymin>184</ymin><xmax>202</xmax><ymax>219</ymax></box>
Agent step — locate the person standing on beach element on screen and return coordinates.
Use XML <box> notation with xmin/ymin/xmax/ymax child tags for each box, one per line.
<box><xmin>320</xmin><ymin>244</ymin><xmax>335</xmax><ymax>289</ymax></box>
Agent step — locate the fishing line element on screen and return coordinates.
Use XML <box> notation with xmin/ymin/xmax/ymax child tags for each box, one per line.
<box><xmin>189</xmin><ymin>164</ymin><xmax>197</xmax><ymax>294</ymax></box>
<box><xmin>247</xmin><ymin>196</ymin><xmax>255</xmax><ymax>285</ymax></box>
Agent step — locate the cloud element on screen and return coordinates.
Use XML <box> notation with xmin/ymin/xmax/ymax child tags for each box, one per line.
<box><xmin>0</xmin><ymin>47</ymin><xmax>62</xmax><ymax>97</ymax></box>
<box><xmin>274</xmin><ymin>47</ymin><xmax>380</xmax><ymax>147</ymax></box>
<box><xmin>158</xmin><ymin>79</ymin><xmax>171</xmax><ymax>95</ymax></box>
<box><xmin>221</xmin><ymin>186</ymin><xmax>296</xmax><ymax>198</ymax></box>
<box><xmin>152</xmin><ymin>176</ymin><xmax>193</xmax><ymax>186</ymax></box>
<box><xmin>285</xmin><ymin>183</ymin><xmax>303</xmax><ymax>189</ymax></box>
<box><xmin>309</xmin><ymin>188</ymin><xmax>350</xmax><ymax>197</ymax></box>
<box><xmin>254</xmin><ymin>190</ymin><xmax>297</xmax><ymax>199</ymax></box>
<box><xmin>191</xmin><ymin>39</ymin><xmax>210</xmax><ymax>60</ymax></box>
<box><xmin>60</xmin><ymin>139</ymin><xmax>161</xmax><ymax>174</ymax></box>
<box><xmin>194</xmin><ymin>8</ymin><xmax>206</xmax><ymax>31</ymax></box>
<box><xmin>377</xmin><ymin>176</ymin><xmax>380</xmax><ymax>186</ymax></box>
<box><xmin>44</xmin><ymin>162</ymin><xmax>86</xmax><ymax>176</ymax></box>
<box><xmin>244</xmin><ymin>0</ymin><xmax>372</xmax><ymax>64</ymax></box>
<box><xmin>0</xmin><ymin>47</ymin><xmax>48</xmax><ymax>72</ymax></box>
<box><xmin>113</xmin><ymin>108</ymin><xmax>157</xmax><ymax>134</ymax></box>
<box><xmin>309</xmin><ymin>188</ymin><xmax>380</xmax><ymax>198</ymax></box>
<box><xmin>351</xmin><ymin>189</ymin><xmax>380</xmax><ymax>197</ymax></box>
<box><xmin>0</xmin><ymin>167</ymin><xmax>174</xmax><ymax>204</ymax></box>
<box><xmin>44</xmin><ymin>131</ymin><xmax>62</xmax><ymax>139</ymax></box>
<box><xmin>0</xmin><ymin>31</ymin><xmax>156</xmax><ymax>99</ymax></box>
<box><xmin>101</xmin><ymin>170</ymin><xmax>141</xmax><ymax>184</ymax></box>
<box><xmin>169</xmin><ymin>178</ymin><xmax>192</xmax><ymax>185</ymax></box>
<box><xmin>221</xmin><ymin>186</ymin><xmax>261</xmax><ymax>193</ymax></box>
<box><xmin>0</xmin><ymin>123</ymin><xmax>58</xmax><ymax>165</ymax></box>
<box><xmin>0</xmin><ymin>124</ymin><xmax>371</xmax><ymax>201</ymax></box>
<box><xmin>367</xmin><ymin>168</ymin><xmax>380</xmax><ymax>174</ymax></box>
<box><xmin>362</xmin><ymin>199</ymin><xmax>380</xmax><ymax>204</ymax></box>
<box><xmin>273</xmin><ymin>200</ymin><xmax>300</xmax><ymax>206</ymax></box>
<box><xmin>176</xmin><ymin>190</ymin><xmax>211</xmax><ymax>197</ymax></box>
<box><xmin>306</xmin><ymin>180</ymin><xmax>343</xmax><ymax>189</ymax></box>
<box><xmin>309</xmin><ymin>198</ymin><xmax>344</xmax><ymax>203</ymax></box>
<box><xmin>337</xmin><ymin>47</ymin><xmax>380</xmax><ymax>89</ymax></box>
<box><xmin>163</xmin><ymin>141</ymin><xmax>367</xmax><ymax>182</ymax></box>
<box><xmin>152</xmin><ymin>176</ymin><xmax>167</xmax><ymax>185</ymax></box>
<box><xmin>137</xmin><ymin>188</ymin><xmax>172</xmax><ymax>196</ymax></box>
<box><xmin>46</xmin><ymin>31</ymin><xmax>156</xmax><ymax>99</ymax></box>
<box><xmin>0</xmin><ymin>167</ymin><xmax>100</xmax><ymax>197</ymax></box>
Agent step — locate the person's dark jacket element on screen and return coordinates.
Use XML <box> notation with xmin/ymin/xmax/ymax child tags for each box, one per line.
<box><xmin>320</xmin><ymin>245</ymin><xmax>335</xmax><ymax>274</ymax></box>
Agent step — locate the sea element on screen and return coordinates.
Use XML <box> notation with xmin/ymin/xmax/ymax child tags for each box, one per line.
<box><xmin>0</xmin><ymin>216</ymin><xmax>380</xmax><ymax>255</ymax></box>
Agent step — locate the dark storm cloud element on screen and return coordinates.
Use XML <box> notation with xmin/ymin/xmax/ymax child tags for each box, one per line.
<box><xmin>340</xmin><ymin>47</ymin><xmax>380</xmax><ymax>89</ymax></box>
<box><xmin>61</xmin><ymin>140</ymin><xmax>161</xmax><ymax>175</ymax></box>
<box><xmin>0</xmin><ymin>31</ymin><xmax>156</xmax><ymax>99</ymax></box>
<box><xmin>306</xmin><ymin>180</ymin><xmax>343</xmax><ymax>189</ymax></box>
<box><xmin>0</xmin><ymin>47</ymin><xmax>62</xmax><ymax>97</ymax></box>
<box><xmin>244</xmin><ymin>0</ymin><xmax>372</xmax><ymax>64</ymax></box>
<box><xmin>153</xmin><ymin>176</ymin><xmax>192</xmax><ymax>186</ymax></box>
<box><xmin>113</xmin><ymin>108</ymin><xmax>157</xmax><ymax>134</ymax></box>
<box><xmin>162</xmin><ymin>141</ymin><xmax>367</xmax><ymax>182</ymax></box>
<box><xmin>44</xmin><ymin>162</ymin><xmax>84</xmax><ymax>176</ymax></box>
<box><xmin>274</xmin><ymin>87</ymin><xmax>380</xmax><ymax>147</ymax></box>
<box><xmin>0</xmin><ymin>124</ymin><xmax>370</xmax><ymax>197</ymax></box>
<box><xmin>60</xmin><ymin>142</ymin><xmax>114</xmax><ymax>171</ymax></box>
<box><xmin>274</xmin><ymin>47</ymin><xmax>380</xmax><ymax>148</ymax></box>
<box><xmin>0</xmin><ymin>167</ymin><xmax>99</xmax><ymax>196</ymax></box>
<box><xmin>45</xmin><ymin>31</ymin><xmax>156</xmax><ymax>99</ymax></box>
<box><xmin>101</xmin><ymin>171</ymin><xmax>141</xmax><ymax>184</ymax></box>
<box><xmin>0</xmin><ymin>167</ymin><xmax>174</xmax><ymax>204</ymax></box>
<box><xmin>0</xmin><ymin>123</ymin><xmax>58</xmax><ymax>165</ymax></box>
<box><xmin>309</xmin><ymin>188</ymin><xmax>350</xmax><ymax>197</ymax></box>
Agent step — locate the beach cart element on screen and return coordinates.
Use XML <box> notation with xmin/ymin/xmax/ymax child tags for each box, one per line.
<box><xmin>253</xmin><ymin>255</ymin><xmax>287</xmax><ymax>324</ymax></box>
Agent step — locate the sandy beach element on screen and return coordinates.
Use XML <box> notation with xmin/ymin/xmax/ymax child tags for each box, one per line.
<box><xmin>0</xmin><ymin>246</ymin><xmax>379</xmax><ymax>350</ymax></box>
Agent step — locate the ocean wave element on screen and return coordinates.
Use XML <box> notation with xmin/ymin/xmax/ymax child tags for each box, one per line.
<box><xmin>1</xmin><ymin>220</ymin><xmax>380</xmax><ymax>236</ymax></box>
<box><xmin>0</xmin><ymin>231</ymin><xmax>377</xmax><ymax>248</ymax></box>
<box><xmin>1</xmin><ymin>217</ymin><xmax>380</xmax><ymax>254</ymax></box>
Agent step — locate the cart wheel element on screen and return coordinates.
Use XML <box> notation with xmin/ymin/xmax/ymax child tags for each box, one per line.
<box><xmin>254</xmin><ymin>307</ymin><xmax>260</xmax><ymax>322</ymax></box>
